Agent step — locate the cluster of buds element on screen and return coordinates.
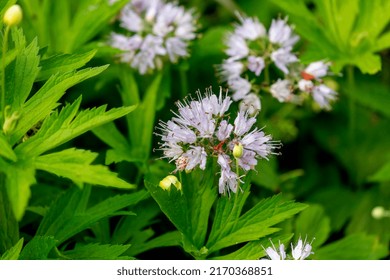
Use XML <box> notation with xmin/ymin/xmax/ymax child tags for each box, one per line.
<box><xmin>219</xmin><ymin>14</ymin><xmax>337</xmax><ymax>111</ymax></box>
<box><xmin>156</xmin><ymin>87</ymin><xmax>280</xmax><ymax>195</ymax></box>
<box><xmin>109</xmin><ymin>0</ymin><xmax>197</xmax><ymax>74</ymax></box>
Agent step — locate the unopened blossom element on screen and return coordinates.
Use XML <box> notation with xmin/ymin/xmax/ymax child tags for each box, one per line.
<box><xmin>219</xmin><ymin>14</ymin><xmax>299</xmax><ymax>103</ymax></box>
<box><xmin>156</xmin><ymin>87</ymin><xmax>280</xmax><ymax>195</ymax></box>
<box><xmin>302</xmin><ymin>61</ymin><xmax>330</xmax><ymax>80</ymax></box>
<box><xmin>110</xmin><ymin>0</ymin><xmax>197</xmax><ymax>74</ymax></box>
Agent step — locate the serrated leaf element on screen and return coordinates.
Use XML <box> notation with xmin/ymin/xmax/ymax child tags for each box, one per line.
<box><xmin>19</xmin><ymin>236</ymin><xmax>56</xmax><ymax>260</ymax></box>
<box><xmin>37</xmin><ymin>186</ymin><xmax>149</xmax><ymax>244</ymax></box>
<box><xmin>6</xmin><ymin>32</ymin><xmax>40</xmax><ymax>112</ymax></box>
<box><xmin>36</xmin><ymin>50</ymin><xmax>96</xmax><ymax>81</ymax></box>
<box><xmin>314</xmin><ymin>233</ymin><xmax>387</xmax><ymax>260</ymax></box>
<box><xmin>15</xmin><ymin>96</ymin><xmax>136</xmax><ymax>157</ymax></box>
<box><xmin>353</xmin><ymin>52</ymin><xmax>381</xmax><ymax>74</ymax></box>
<box><xmin>0</xmin><ymin>132</ymin><xmax>16</xmax><ymax>161</ymax></box>
<box><xmin>126</xmin><ymin>231</ymin><xmax>181</xmax><ymax>257</ymax></box>
<box><xmin>9</xmin><ymin>65</ymin><xmax>108</xmax><ymax>145</ymax></box>
<box><xmin>212</xmin><ymin>234</ymin><xmax>293</xmax><ymax>260</ymax></box>
<box><xmin>207</xmin><ymin>194</ymin><xmax>307</xmax><ymax>253</ymax></box>
<box><xmin>2</xmin><ymin>159</ymin><xmax>36</xmax><ymax>220</ymax></box>
<box><xmin>63</xmin><ymin>243</ymin><xmax>131</xmax><ymax>260</ymax></box>
<box><xmin>35</xmin><ymin>149</ymin><xmax>135</xmax><ymax>189</ymax></box>
<box><xmin>0</xmin><ymin>238</ymin><xmax>23</xmax><ymax>260</ymax></box>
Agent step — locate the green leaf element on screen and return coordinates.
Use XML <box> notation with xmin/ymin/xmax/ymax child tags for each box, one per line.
<box><xmin>127</xmin><ymin>231</ymin><xmax>181</xmax><ymax>257</ymax></box>
<box><xmin>122</xmin><ymin>72</ymin><xmax>162</xmax><ymax>162</ymax></box>
<box><xmin>19</xmin><ymin>236</ymin><xmax>56</xmax><ymax>260</ymax></box>
<box><xmin>212</xmin><ymin>234</ymin><xmax>293</xmax><ymax>260</ymax></box>
<box><xmin>36</xmin><ymin>50</ymin><xmax>96</xmax><ymax>81</ymax></box>
<box><xmin>35</xmin><ymin>149</ymin><xmax>135</xmax><ymax>189</ymax></box>
<box><xmin>6</xmin><ymin>31</ymin><xmax>40</xmax><ymax>112</ymax></box>
<box><xmin>314</xmin><ymin>233</ymin><xmax>388</xmax><ymax>260</ymax></box>
<box><xmin>368</xmin><ymin>160</ymin><xmax>390</xmax><ymax>182</ymax></box>
<box><xmin>9</xmin><ymin>65</ymin><xmax>108</xmax><ymax>145</ymax></box>
<box><xmin>207</xmin><ymin>194</ymin><xmax>307</xmax><ymax>253</ymax></box>
<box><xmin>63</xmin><ymin>243</ymin><xmax>131</xmax><ymax>260</ymax></box>
<box><xmin>353</xmin><ymin>52</ymin><xmax>381</xmax><ymax>74</ymax></box>
<box><xmin>0</xmin><ymin>173</ymin><xmax>19</xmax><ymax>254</ymax></box>
<box><xmin>15</xmin><ymin>96</ymin><xmax>136</xmax><ymax>157</ymax></box>
<box><xmin>3</xmin><ymin>159</ymin><xmax>36</xmax><ymax>220</ymax></box>
<box><xmin>0</xmin><ymin>132</ymin><xmax>17</xmax><ymax>161</ymax></box>
<box><xmin>0</xmin><ymin>238</ymin><xmax>23</xmax><ymax>260</ymax></box>
<box><xmin>37</xmin><ymin>186</ymin><xmax>149</xmax><ymax>244</ymax></box>
<box><xmin>294</xmin><ymin>204</ymin><xmax>331</xmax><ymax>247</ymax></box>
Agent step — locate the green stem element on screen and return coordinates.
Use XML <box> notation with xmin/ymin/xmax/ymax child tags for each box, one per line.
<box><xmin>264</xmin><ymin>65</ymin><xmax>270</xmax><ymax>86</ymax></box>
<box><xmin>1</xmin><ymin>26</ymin><xmax>10</xmax><ymax>124</ymax></box>
<box><xmin>347</xmin><ymin>65</ymin><xmax>356</xmax><ymax>141</ymax></box>
<box><xmin>179</xmin><ymin>65</ymin><xmax>188</xmax><ymax>98</ymax></box>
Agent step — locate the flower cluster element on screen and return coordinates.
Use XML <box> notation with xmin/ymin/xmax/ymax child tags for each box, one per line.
<box><xmin>156</xmin><ymin>87</ymin><xmax>280</xmax><ymax>195</ymax></box>
<box><xmin>219</xmin><ymin>14</ymin><xmax>337</xmax><ymax>111</ymax></box>
<box><xmin>263</xmin><ymin>237</ymin><xmax>314</xmax><ymax>260</ymax></box>
<box><xmin>109</xmin><ymin>0</ymin><xmax>197</xmax><ymax>74</ymax></box>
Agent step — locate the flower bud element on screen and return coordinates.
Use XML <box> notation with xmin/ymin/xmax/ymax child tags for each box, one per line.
<box><xmin>159</xmin><ymin>175</ymin><xmax>182</xmax><ymax>191</ymax></box>
<box><xmin>3</xmin><ymin>5</ymin><xmax>23</xmax><ymax>27</ymax></box>
<box><xmin>2</xmin><ymin>106</ymin><xmax>20</xmax><ymax>134</ymax></box>
<box><xmin>371</xmin><ymin>206</ymin><xmax>390</xmax><ymax>219</ymax></box>
<box><xmin>233</xmin><ymin>142</ymin><xmax>243</xmax><ymax>159</ymax></box>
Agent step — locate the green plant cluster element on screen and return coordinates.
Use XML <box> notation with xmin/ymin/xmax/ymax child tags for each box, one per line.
<box><xmin>0</xmin><ymin>0</ymin><xmax>389</xmax><ymax>260</ymax></box>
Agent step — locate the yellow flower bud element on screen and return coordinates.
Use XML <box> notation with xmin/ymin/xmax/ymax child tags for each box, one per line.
<box><xmin>158</xmin><ymin>175</ymin><xmax>182</xmax><ymax>191</ymax></box>
<box><xmin>3</xmin><ymin>4</ymin><xmax>23</xmax><ymax>27</ymax></box>
<box><xmin>2</xmin><ymin>106</ymin><xmax>20</xmax><ymax>134</ymax></box>
<box><xmin>233</xmin><ymin>142</ymin><xmax>243</xmax><ymax>159</ymax></box>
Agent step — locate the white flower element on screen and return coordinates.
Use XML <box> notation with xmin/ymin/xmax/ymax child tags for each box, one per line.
<box><xmin>312</xmin><ymin>84</ymin><xmax>337</xmax><ymax>110</ymax></box>
<box><xmin>271</xmin><ymin>47</ymin><xmax>298</xmax><ymax>74</ymax></box>
<box><xmin>303</xmin><ymin>61</ymin><xmax>330</xmax><ymax>80</ymax></box>
<box><xmin>156</xmin><ymin>87</ymin><xmax>280</xmax><ymax>195</ymax></box>
<box><xmin>247</xmin><ymin>56</ymin><xmax>265</xmax><ymax>76</ymax></box>
<box><xmin>269</xmin><ymin>18</ymin><xmax>299</xmax><ymax>48</ymax></box>
<box><xmin>225</xmin><ymin>34</ymin><xmax>249</xmax><ymax>60</ymax></box>
<box><xmin>291</xmin><ymin>238</ymin><xmax>314</xmax><ymax>260</ymax></box>
<box><xmin>239</xmin><ymin>93</ymin><xmax>261</xmax><ymax>116</ymax></box>
<box><xmin>298</xmin><ymin>79</ymin><xmax>314</xmax><ymax>92</ymax></box>
<box><xmin>270</xmin><ymin>79</ymin><xmax>292</xmax><ymax>102</ymax></box>
<box><xmin>110</xmin><ymin>0</ymin><xmax>197</xmax><ymax>74</ymax></box>
<box><xmin>219</xmin><ymin>60</ymin><xmax>244</xmax><ymax>82</ymax></box>
<box><xmin>264</xmin><ymin>241</ymin><xmax>286</xmax><ymax>260</ymax></box>
<box><xmin>234</xmin><ymin>14</ymin><xmax>266</xmax><ymax>40</ymax></box>
<box><xmin>229</xmin><ymin>77</ymin><xmax>252</xmax><ymax>101</ymax></box>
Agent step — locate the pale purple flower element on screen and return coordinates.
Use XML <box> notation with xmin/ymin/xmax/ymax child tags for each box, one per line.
<box><xmin>298</xmin><ymin>79</ymin><xmax>314</xmax><ymax>92</ymax></box>
<box><xmin>229</xmin><ymin>77</ymin><xmax>252</xmax><ymax>101</ymax></box>
<box><xmin>156</xmin><ymin>87</ymin><xmax>280</xmax><ymax>195</ymax></box>
<box><xmin>269</xmin><ymin>18</ymin><xmax>299</xmax><ymax>48</ymax></box>
<box><xmin>303</xmin><ymin>61</ymin><xmax>330</xmax><ymax>79</ymax></box>
<box><xmin>264</xmin><ymin>241</ymin><xmax>286</xmax><ymax>260</ymax></box>
<box><xmin>291</xmin><ymin>238</ymin><xmax>314</xmax><ymax>260</ymax></box>
<box><xmin>247</xmin><ymin>56</ymin><xmax>265</xmax><ymax>76</ymax></box>
<box><xmin>219</xmin><ymin>60</ymin><xmax>244</xmax><ymax>82</ymax></box>
<box><xmin>234</xmin><ymin>14</ymin><xmax>266</xmax><ymax>40</ymax></box>
<box><xmin>239</xmin><ymin>93</ymin><xmax>261</xmax><ymax>116</ymax></box>
<box><xmin>110</xmin><ymin>0</ymin><xmax>197</xmax><ymax>74</ymax></box>
<box><xmin>271</xmin><ymin>47</ymin><xmax>298</xmax><ymax>74</ymax></box>
<box><xmin>270</xmin><ymin>79</ymin><xmax>292</xmax><ymax>102</ymax></box>
<box><xmin>263</xmin><ymin>237</ymin><xmax>314</xmax><ymax>260</ymax></box>
<box><xmin>225</xmin><ymin>34</ymin><xmax>249</xmax><ymax>60</ymax></box>
<box><xmin>312</xmin><ymin>84</ymin><xmax>337</xmax><ymax>110</ymax></box>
